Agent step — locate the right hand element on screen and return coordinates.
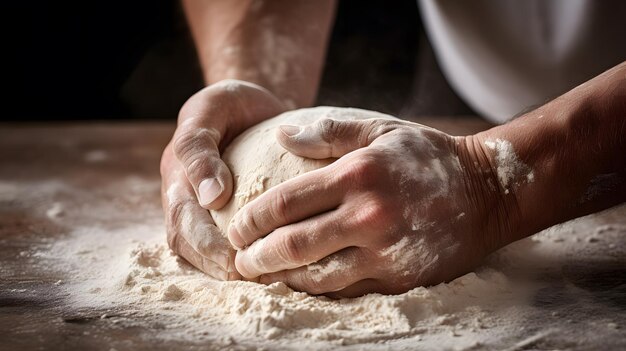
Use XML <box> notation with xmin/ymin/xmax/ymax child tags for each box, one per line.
<box><xmin>160</xmin><ymin>79</ymin><xmax>286</xmax><ymax>280</ymax></box>
<box><xmin>228</xmin><ymin>118</ymin><xmax>507</xmax><ymax>296</ymax></box>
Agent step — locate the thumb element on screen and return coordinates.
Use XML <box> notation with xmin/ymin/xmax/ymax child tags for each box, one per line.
<box><xmin>276</xmin><ymin>118</ymin><xmax>399</xmax><ymax>159</ymax></box>
<box><xmin>172</xmin><ymin>125</ymin><xmax>233</xmax><ymax>210</ymax></box>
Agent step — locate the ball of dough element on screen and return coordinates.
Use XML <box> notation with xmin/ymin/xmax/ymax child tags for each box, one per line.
<box><xmin>210</xmin><ymin>106</ymin><xmax>398</xmax><ymax>234</ymax></box>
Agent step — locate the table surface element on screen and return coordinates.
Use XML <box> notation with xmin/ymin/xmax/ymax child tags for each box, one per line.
<box><xmin>1</xmin><ymin>118</ymin><xmax>624</xmax><ymax>350</ymax></box>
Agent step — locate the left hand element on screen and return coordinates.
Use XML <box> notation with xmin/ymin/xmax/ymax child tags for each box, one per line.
<box><xmin>160</xmin><ymin>80</ymin><xmax>286</xmax><ymax>280</ymax></box>
<box><xmin>226</xmin><ymin>118</ymin><xmax>506</xmax><ymax>297</ymax></box>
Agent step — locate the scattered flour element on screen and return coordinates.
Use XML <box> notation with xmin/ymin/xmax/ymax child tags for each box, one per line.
<box><xmin>5</xmin><ymin>122</ymin><xmax>622</xmax><ymax>350</ymax></box>
<box><xmin>46</xmin><ymin>202</ymin><xmax>65</xmax><ymax>219</ymax></box>
<box><xmin>6</xmin><ymin>170</ymin><xmax>623</xmax><ymax>350</ymax></box>
<box><xmin>44</xmin><ymin>223</ymin><xmax>533</xmax><ymax>349</ymax></box>
<box><xmin>306</xmin><ymin>259</ymin><xmax>342</xmax><ymax>277</ymax></box>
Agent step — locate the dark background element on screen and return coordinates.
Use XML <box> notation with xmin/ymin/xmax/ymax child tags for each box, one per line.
<box><xmin>3</xmin><ymin>0</ymin><xmax>472</xmax><ymax>121</ymax></box>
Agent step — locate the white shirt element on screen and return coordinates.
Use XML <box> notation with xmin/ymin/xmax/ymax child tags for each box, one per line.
<box><xmin>419</xmin><ymin>0</ymin><xmax>626</xmax><ymax>123</ymax></box>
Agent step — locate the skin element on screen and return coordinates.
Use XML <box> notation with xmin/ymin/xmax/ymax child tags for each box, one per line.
<box><xmin>229</xmin><ymin>119</ymin><xmax>482</xmax><ymax>296</ymax></box>
<box><xmin>162</xmin><ymin>1</ymin><xmax>626</xmax><ymax>295</ymax></box>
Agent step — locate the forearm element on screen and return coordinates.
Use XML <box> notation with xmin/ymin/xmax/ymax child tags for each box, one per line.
<box><xmin>182</xmin><ymin>0</ymin><xmax>336</xmax><ymax>108</ymax></box>
<box><xmin>471</xmin><ymin>62</ymin><xmax>626</xmax><ymax>248</ymax></box>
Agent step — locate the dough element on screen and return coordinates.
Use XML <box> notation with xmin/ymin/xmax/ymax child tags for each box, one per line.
<box><xmin>210</xmin><ymin>106</ymin><xmax>398</xmax><ymax>233</ymax></box>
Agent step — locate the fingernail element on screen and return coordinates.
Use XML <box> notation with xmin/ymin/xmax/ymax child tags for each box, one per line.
<box><xmin>234</xmin><ymin>251</ymin><xmax>250</xmax><ymax>278</ymax></box>
<box><xmin>237</xmin><ymin>238</ymin><xmax>268</xmax><ymax>279</ymax></box>
<box><xmin>279</xmin><ymin>125</ymin><xmax>301</xmax><ymax>137</ymax></box>
<box><xmin>199</xmin><ymin>178</ymin><xmax>222</xmax><ymax>206</ymax></box>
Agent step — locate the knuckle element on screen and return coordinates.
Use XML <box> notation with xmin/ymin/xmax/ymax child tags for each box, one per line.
<box><xmin>268</xmin><ymin>190</ymin><xmax>290</xmax><ymax>224</ymax></box>
<box><xmin>340</xmin><ymin>151</ymin><xmax>384</xmax><ymax>188</ymax></box>
<box><xmin>184</xmin><ymin>155</ymin><xmax>209</xmax><ymax>181</ymax></box>
<box><xmin>353</xmin><ymin>154</ymin><xmax>379</xmax><ymax>176</ymax></box>
<box><xmin>173</xmin><ymin>128</ymin><xmax>217</xmax><ymax>164</ymax></box>
<box><xmin>352</xmin><ymin>199</ymin><xmax>390</xmax><ymax>229</ymax></box>
<box><xmin>173</xmin><ymin>130</ymin><xmax>198</xmax><ymax>161</ymax></box>
<box><xmin>234</xmin><ymin>207</ymin><xmax>262</xmax><ymax>245</ymax></box>
<box><xmin>365</xmin><ymin>119</ymin><xmax>396</xmax><ymax>139</ymax></box>
<box><xmin>316</xmin><ymin>118</ymin><xmax>339</xmax><ymax>143</ymax></box>
<box><xmin>276</xmin><ymin>233</ymin><xmax>305</xmax><ymax>265</ymax></box>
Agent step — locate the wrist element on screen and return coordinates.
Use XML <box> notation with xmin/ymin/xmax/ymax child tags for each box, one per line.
<box><xmin>456</xmin><ymin>62</ymin><xmax>626</xmax><ymax>254</ymax></box>
<box><xmin>455</xmin><ymin>134</ymin><xmax>523</xmax><ymax>253</ymax></box>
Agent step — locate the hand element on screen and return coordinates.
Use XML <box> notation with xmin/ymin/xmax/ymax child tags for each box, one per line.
<box><xmin>227</xmin><ymin>118</ymin><xmax>507</xmax><ymax>296</ymax></box>
<box><xmin>160</xmin><ymin>79</ymin><xmax>286</xmax><ymax>279</ymax></box>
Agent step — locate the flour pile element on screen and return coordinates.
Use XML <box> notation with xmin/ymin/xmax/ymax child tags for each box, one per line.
<box><xmin>44</xmin><ymin>223</ymin><xmax>534</xmax><ymax>350</ymax></box>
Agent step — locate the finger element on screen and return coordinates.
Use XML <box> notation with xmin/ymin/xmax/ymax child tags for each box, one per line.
<box><xmin>234</xmin><ymin>208</ymin><xmax>364</xmax><ymax>278</ymax></box>
<box><xmin>327</xmin><ymin>279</ymin><xmax>383</xmax><ymax>298</ymax></box>
<box><xmin>161</xmin><ymin>145</ymin><xmax>240</xmax><ymax>280</ymax></box>
<box><xmin>167</xmin><ymin>195</ymin><xmax>238</xmax><ymax>276</ymax></box>
<box><xmin>172</xmin><ymin>118</ymin><xmax>233</xmax><ymax>210</ymax></box>
<box><xmin>172</xmin><ymin>79</ymin><xmax>287</xmax><ymax>210</ymax></box>
<box><xmin>258</xmin><ymin>247</ymin><xmax>370</xmax><ymax>295</ymax></box>
<box><xmin>227</xmin><ymin>165</ymin><xmax>345</xmax><ymax>249</ymax></box>
<box><xmin>174</xmin><ymin>233</ymin><xmax>238</xmax><ymax>280</ymax></box>
<box><xmin>276</xmin><ymin>118</ymin><xmax>402</xmax><ymax>159</ymax></box>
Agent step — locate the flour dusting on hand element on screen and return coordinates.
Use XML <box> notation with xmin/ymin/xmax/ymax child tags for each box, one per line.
<box><xmin>484</xmin><ymin>138</ymin><xmax>534</xmax><ymax>193</ymax></box>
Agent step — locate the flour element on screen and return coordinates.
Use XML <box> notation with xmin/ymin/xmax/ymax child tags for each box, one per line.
<box><xmin>380</xmin><ymin>237</ymin><xmax>412</xmax><ymax>261</ymax></box>
<box><xmin>13</xmin><ymin>166</ymin><xmax>625</xmax><ymax>350</ymax></box>
<box><xmin>484</xmin><ymin>138</ymin><xmax>534</xmax><ymax>193</ymax></box>
<box><xmin>46</xmin><ymin>202</ymin><xmax>65</xmax><ymax>219</ymax></box>
<box><xmin>306</xmin><ymin>259</ymin><xmax>342</xmax><ymax>278</ymax></box>
<box><xmin>48</xmin><ymin>223</ymin><xmax>530</xmax><ymax>349</ymax></box>
<box><xmin>379</xmin><ymin>236</ymin><xmax>425</xmax><ymax>275</ymax></box>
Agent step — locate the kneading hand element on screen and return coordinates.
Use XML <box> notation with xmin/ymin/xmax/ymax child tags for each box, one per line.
<box><xmin>160</xmin><ymin>79</ymin><xmax>286</xmax><ymax>280</ymax></box>
<box><xmin>227</xmin><ymin>118</ymin><xmax>503</xmax><ymax>296</ymax></box>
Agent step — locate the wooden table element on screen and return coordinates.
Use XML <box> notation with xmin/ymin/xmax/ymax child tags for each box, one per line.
<box><xmin>1</xmin><ymin>119</ymin><xmax>624</xmax><ymax>350</ymax></box>
<box><xmin>0</xmin><ymin>123</ymin><xmax>173</xmax><ymax>350</ymax></box>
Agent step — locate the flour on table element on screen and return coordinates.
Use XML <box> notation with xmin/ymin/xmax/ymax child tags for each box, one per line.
<box><xmin>13</xmin><ymin>108</ymin><xmax>623</xmax><ymax>349</ymax></box>
<box><xmin>44</xmin><ymin>207</ymin><xmax>626</xmax><ymax>350</ymax></box>
<box><xmin>47</xmin><ymin>224</ymin><xmax>530</xmax><ymax>349</ymax></box>
<box><xmin>46</xmin><ymin>202</ymin><xmax>65</xmax><ymax>219</ymax></box>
